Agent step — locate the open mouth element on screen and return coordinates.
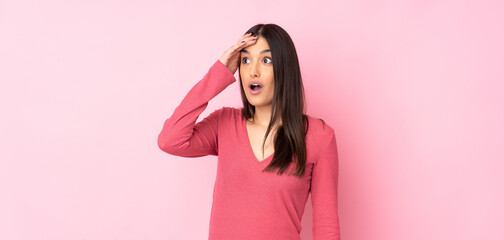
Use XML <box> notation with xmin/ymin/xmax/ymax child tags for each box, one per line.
<box><xmin>249</xmin><ymin>82</ymin><xmax>264</xmax><ymax>95</ymax></box>
<box><xmin>249</xmin><ymin>82</ymin><xmax>264</xmax><ymax>90</ymax></box>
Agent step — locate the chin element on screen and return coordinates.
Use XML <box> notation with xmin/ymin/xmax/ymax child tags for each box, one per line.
<box><xmin>247</xmin><ymin>99</ymin><xmax>272</xmax><ymax>108</ymax></box>
<box><xmin>246</xmin><ymin>99</ymin><xmax>258</xmax><ymax>106</ymax></box>
<box><xmin>246</xmin><ymin>99</ymin><xmax>259</xmax><ymax>106</ymax></box>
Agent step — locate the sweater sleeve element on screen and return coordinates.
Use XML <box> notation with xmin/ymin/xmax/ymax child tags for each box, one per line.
<box><xmin>157</xmin><ymin>59</ymin><xmax>236</xmax><ymax>157</ymax></box>
<box><xmin>311</xmin><ymin>130</ymin><xmax>341</xmax><ymax>239</ymax></box>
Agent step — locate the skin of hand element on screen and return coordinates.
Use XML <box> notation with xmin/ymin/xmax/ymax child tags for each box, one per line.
<box><xmin>219</xmin><ymin>33</ymin><xmax>258</xmax><ymax>74</ymax></box>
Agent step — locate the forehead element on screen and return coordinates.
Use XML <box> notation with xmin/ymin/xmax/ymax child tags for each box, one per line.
<box><xmin>241</xmin><ymin>37</ymin><xmax>270</xmax><ymax>55</ymax></box>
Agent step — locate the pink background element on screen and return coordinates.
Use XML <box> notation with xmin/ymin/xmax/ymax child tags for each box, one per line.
<box><xmin>1</xmin><ymin>0</ymin><xmax>503</xmax><ymax>239</ymax></box>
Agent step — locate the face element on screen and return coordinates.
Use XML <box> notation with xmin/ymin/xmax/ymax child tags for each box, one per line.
<box><xmin>240</xmin><ymin>36</ymin><xmax>275</xmax><ymax>108</ymax></box>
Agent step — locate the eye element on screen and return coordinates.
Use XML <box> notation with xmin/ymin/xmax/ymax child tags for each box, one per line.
<box><xmin>241</xmin><ymin>57</ymin><xmax>272</xmax><ymax>64</ymax></box>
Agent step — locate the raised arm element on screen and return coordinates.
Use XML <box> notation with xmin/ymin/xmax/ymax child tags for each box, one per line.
<box><xmin>157</xmin><ymin>59</ymin><xmax>235</xmax><ymax>157</ymax></box>
<box><xmin>311</xmin><ymin>129</ymin><xmax>341</xmax><ymax>239</ymax></box>
<box><xmin>157</xmin><ymin>32</ymin><xmax>258</xmax><ymax>157</ymax></box>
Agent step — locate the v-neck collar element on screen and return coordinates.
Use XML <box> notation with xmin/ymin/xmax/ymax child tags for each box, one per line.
<box><xmin>242</xmin><ymin>114</ymin><xmax>274</xmax><ymax>164</ymax></box>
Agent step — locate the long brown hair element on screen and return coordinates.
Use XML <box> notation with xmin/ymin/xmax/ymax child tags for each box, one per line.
<box><xmin>238</xmin><ymin>23</ymin><xmax>311</xmax><ymax>178</ymax></box>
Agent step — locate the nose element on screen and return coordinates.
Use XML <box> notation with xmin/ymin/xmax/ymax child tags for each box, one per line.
<box><xmin>249</xmin><ymin>61</ymin><xmax>260</xmax><ymax>78</ymax></box>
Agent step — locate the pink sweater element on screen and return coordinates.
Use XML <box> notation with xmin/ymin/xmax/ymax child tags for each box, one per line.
<box><xmin>157</xmin><ymin>59</ymin><xmax>341</xmax><ymax>240</ymax></box>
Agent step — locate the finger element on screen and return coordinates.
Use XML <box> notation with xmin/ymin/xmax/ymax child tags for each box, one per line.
<box><xmin>234</xmin><ymin>38</ymin><xmax>256</xmax><ymax>52</ymax></box>
<box><xmin>237</xmin><ymin>33</ymin><xmax>251</xmax><ymax>43</ymax></box>
<box><xmin>232</xmin><ymin>42</ymin><xmax>245</xmax><ymax>53</ymax></box>
<box><xmin>238</xmin><ymin>33</ymin><xmax>256</xmax><ymax>44</ymax></box>
<box><xmin>241</xmin><ymin>37</ymin><xmax>257</xmax><ymax>48</ymax></box>
<box><xmin>239</xmin><ymin>36</ymin><xmax>257</xmax><ymax>45</ymax></box>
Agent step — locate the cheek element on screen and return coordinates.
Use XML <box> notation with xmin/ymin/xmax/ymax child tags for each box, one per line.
<box><xmin>266</xmin><ymin>71</ymin><xmax>275</xmax><ymax>89</ymax></box>
<box><xmin>267</xmin><ymin>80</ymin><xmax>275</xmax><ymax>95</ymax></box>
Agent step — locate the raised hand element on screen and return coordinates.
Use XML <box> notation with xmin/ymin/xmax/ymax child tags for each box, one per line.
<box><xmin>219</xmin><ymin>33</ymin><xmax>258</xmax><ymax>74</ymax></box>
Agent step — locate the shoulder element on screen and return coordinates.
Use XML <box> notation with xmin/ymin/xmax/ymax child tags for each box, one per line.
<box><xmin>210</xmin><ymin>106</ymin><xmax>243</xmax><ymax>122</ymax></box>
<box><xmin>218</xmin><ymin>106</ymin><xmax>241</xmax><ymax>116</ymax></box>
<box><xmin>305</xmin><ymin>114</ymin><xmax>336</xmax><ymax>144</ymax></box>
<box><xmin>210</xmin><ymin>106</ymin><xmax>235</xmax><ymax>115</ymax></box>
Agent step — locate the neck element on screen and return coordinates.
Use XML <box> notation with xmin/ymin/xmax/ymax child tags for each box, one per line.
<box><xmin>249</xmin><ymin>104</ymin><xmax>282</xmax><ymax>128</ymax></box>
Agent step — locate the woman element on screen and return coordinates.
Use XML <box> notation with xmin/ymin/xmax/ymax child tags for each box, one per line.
<box><xmin>158</xmin><ymin>23</ymin><xmax>340</xmax><ymax>240</ymax></box>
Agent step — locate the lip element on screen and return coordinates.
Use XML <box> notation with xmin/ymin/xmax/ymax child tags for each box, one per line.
<box><xmin>248</xmin><ymin>81</ymin><xmax>264</xmax><ymax>88</ymax></box>
<box><xmin>248</xmin><ymin>81</ymin><xmax>264</xmax><ymax>95</ymax></box>
<box><xmin>249</xmin><ymin>86</ymin><xmax>263</xmax><ymax>95</ymax></box>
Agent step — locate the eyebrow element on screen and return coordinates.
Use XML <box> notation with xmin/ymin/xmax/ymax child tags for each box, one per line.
<box><xmin>240</xmin><ymin>49</ymin><xmax>271</xmax><ymax>54</ymax></box>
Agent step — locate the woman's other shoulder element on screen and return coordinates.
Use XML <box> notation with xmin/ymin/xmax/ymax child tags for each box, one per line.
<box><xmin>305</xmin><ymin>114</ymin><xmax>336</xmax><ymax>141</ymax></box>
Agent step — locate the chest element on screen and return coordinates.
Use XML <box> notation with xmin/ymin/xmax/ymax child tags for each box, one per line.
<box><xmin>245</xmin><ymin>122</ymin><xmax>276</xmax><ymax>162</ymax></box>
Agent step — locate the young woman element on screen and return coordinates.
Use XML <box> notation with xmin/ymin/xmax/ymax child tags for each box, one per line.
<box><xmin>158</xmin><ymin>23</ymin><xmax>340</xmax><ymax>240</ymax></box>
